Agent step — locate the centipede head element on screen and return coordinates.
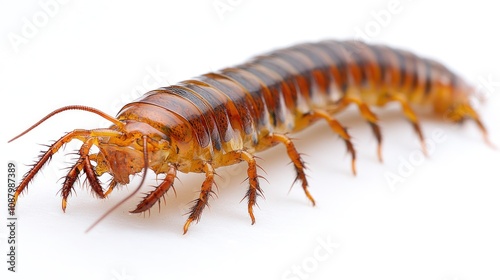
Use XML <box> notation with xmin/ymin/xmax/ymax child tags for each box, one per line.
<box><xmin>9</xmin><ymin>106</ymin><xmax>173</xmax><ymax>210</ymax></box>
<box><xmin>8</xmin><ymin>105</ymin><xmax>187</xmax><ymax>232</ymax></box>
<box><xmin>93</xmin><ymin>120</ymin><xmax>172</xmax><ymax>185</ymax></box>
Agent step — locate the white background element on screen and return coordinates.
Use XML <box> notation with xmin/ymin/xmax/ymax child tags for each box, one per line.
<box><xmin>1</xmin><ymin>1</ymin><xmax>500</xmax><ymax>279</ymax></box>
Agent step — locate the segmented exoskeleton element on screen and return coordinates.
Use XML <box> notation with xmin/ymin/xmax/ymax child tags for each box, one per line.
<box><xmin>10</xmin><ymin>40</ymin><xmax>489</xmax><ymax>233</ymax></box>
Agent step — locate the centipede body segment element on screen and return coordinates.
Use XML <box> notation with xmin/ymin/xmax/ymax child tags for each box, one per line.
<box><xmin>10</xmin><ymin>40</ymin><xmax>489</xmax><ymax>233</ymax></box>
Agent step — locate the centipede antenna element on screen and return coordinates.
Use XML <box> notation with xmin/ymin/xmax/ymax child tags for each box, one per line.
<box><xmin>85</xmin><ymin>136</ymin><xmax>149</xmax><ymax>233</ymax></box>
<box><xmin>8</xmin><ymin>105</ymin><xmax>124</xmax><ymax>143</ymax></box>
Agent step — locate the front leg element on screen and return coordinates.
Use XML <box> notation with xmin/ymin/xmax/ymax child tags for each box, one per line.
<box><xmin>183</xmin><ymin>162</ymin><xmax>216</xmax><ymax>234</ymax></box>
<box><xmin>130</xmin><ymin>164</ymin><xmax>177</xmax><ymax>214</ymax></box>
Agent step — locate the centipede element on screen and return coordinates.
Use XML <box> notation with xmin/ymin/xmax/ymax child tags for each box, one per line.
<box><xmin>9</xmin><ymin>40</ymin><xmax>490</xmax><ymax>234</ymax></box>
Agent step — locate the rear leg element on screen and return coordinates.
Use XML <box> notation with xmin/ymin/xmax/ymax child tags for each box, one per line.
<box><xmin>390</xmin><ymin>95</ymin><xmax>428</xmax><ymax>155</ymax></box>
<box><xmin>447</xmin><ymin>103</ymin><xmax>492</xmax><ymax>147</ymax></box>
<box><xmin>337</xmin><ymin>97</ymin><xmax>383</xmax><ymax>162</ymax></box>
<box><xmin>307</xmin><ymin>109</ymin><xmax>357</xmax><ymax>175</ymax></box>
<box><xmin>266</xmin><ymin>134</ymin><xmax>316</xmax><ymax>206</ymax></box>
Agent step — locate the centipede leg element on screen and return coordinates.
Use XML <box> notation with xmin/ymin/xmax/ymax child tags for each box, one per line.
<box><xmin>239</xmin><ymin>151</ymin><xmax>262</xmax><ymax>224</ymax></box>
<box><xmin>448</xmin><ymin>104</ymin><xmax>493</xmax><ymax>147</ymax></box>
<box><xmin>339</xmin><ymin>97</ymin><xmax>383</xmax><ymax>162</ymax></box>
<box><xmin>89</xmin><ymin>153</ymin><xmax>117</xmax><ymax>197</ymax></box>
<box><xmin>390</xmin><ymin>95</ymin><xmax>428</xmax><ymax>155</ymax></box>
<box><xmin>270</xmin><ymin>134</ymin><xmax>315</xmax><ymax>206</ymax></box>
<box><xmin>14</xmin><ymin>129</ymin><xmax>122</xmax><ymax>208</ymax></box>
<box><xmin>61</xmin><ymin>138</ymin><xmax>106</xmax><ymax>211</ymax></box>
<box><xmin>183</xmin><ymin>162</ymin><xmax>215</xmax><ymax>234</ymax></box>
<box><xmin>83</xmin><ymin>157</ymin><xmax>106</xmax><ymax>198</ymax></box>
<box><xmin>103</xmin><ymin>180</ymin><xmax>118</xmax><ymax>197</ymax></box>
<box><xmin>308</xmin><ymin>109</ymin><xmax>357</xmax><ymax>175</ymax></box>
<box><xmin>130</xmin><ymin>165</ymin><xmax>177</xmax><ymax>214</ymax></box>
<box><xmin>60</xmin><ymin>161</ymin><xmax>81</xmax><ymax>212</ymax></box>
<box><xmin>217</xmin><ymin>150</ymin><xmax>263</xmax><ymax>225</ymax></box>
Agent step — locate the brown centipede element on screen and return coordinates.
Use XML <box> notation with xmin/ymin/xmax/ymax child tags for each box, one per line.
<box><xmin>9</xmin><ymin>40</ymin><xmax>490</xmax><ymax>234</ymax></box>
